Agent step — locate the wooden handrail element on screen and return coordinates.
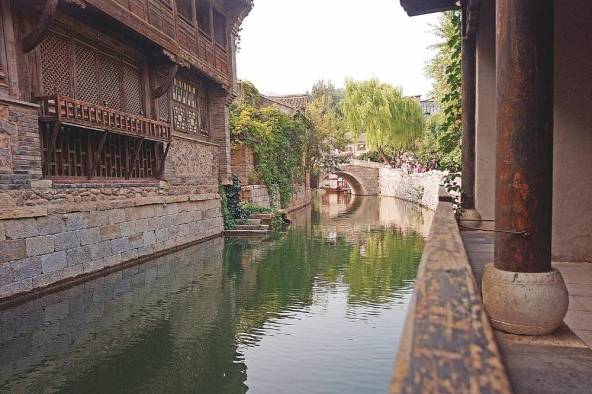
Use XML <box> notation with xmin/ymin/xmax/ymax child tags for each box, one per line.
<box><xmin>35</xmin><ymin>95</ymin><xmax>171</xmax><ymax>142</ymax></box>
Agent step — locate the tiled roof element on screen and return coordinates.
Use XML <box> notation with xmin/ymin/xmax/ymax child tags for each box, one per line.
<box><xmin>263</xmin><ymin>95</ymin><xmax>310</xmax><ymax>111</ymax></box>
<box><xmin>399</xmin><ymin>0</ymin><xmax>457</xmax><ymax>16</ymax></box>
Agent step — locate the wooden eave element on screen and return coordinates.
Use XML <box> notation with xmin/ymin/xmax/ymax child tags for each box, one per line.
<box><xmin>81</xmin><ymin>0</ymin><xmax>252</xmax><ymax>90</ymax></box>
<box><xmin>400</xmin><ymin>0</ymin><xmax>458</xmax><ymax>16</ymax></box>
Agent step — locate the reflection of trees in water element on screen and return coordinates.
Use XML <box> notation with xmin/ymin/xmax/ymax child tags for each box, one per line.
<box><xmin>345</xmin><ymin>230</ymin><xmax>423</xmax><ymax>306</ymax></box>
<box><xmin>227</xmin><ymin>198</ymin><xmax>424</xmax><ymax>344</ymax></box>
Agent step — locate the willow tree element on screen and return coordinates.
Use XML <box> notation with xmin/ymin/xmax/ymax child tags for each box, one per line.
<box><xmin>342</xmin><ymin>79</ymin><xmax>424</xmax><ymax>165</ymax></box>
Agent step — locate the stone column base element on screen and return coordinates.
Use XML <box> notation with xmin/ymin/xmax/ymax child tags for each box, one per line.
<box><xmin>482</xmin><ymin>263</ymin><xmax>569</xmax><ymax>336</ymax></box>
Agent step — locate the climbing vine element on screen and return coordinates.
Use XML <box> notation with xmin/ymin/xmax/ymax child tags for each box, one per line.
<box><xmin>230</xmin><ymin>97</ymin><xmax>307</xmax><ymax>208</ymax></box>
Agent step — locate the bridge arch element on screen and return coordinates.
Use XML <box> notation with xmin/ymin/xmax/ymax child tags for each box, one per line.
<box><xmin>322</xmin><ymin>171</ymin><xmax>367</xmax><ymax>195</ymax></box>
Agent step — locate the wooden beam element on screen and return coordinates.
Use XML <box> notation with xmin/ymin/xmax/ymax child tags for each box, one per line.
<box><xmin>127</xmin><ymin>137</ymin><xmax>144</xmax><ymax>179</ymax></box>
<box><xmin>21</xmin><ymin>0</ymin><xmax>59</xmax><ymax>53</ymax></box>
<box><xmin>159</xmin><ymin>141</ymin><xmax>171</xmax><ymax>179</ymax></box>
<box><xmin>154</xmin><ymin>64</ymin><xmax>178</xmax><ymax>99</ymax></box>
<box><xmin>88</xmin><ymin>131</ymin><xmax>108</xmax><ymax>179</ymax></box>
<box><xmin>44</xmin><ymin>121</ymin><xmax>61</xmax><ymax>175</ymax></box>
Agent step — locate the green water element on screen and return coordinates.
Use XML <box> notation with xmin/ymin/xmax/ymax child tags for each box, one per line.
<box><xmin>0</xmin><ymin>193</ymin><xmax>432</xmax><ymax>394</ymax></box>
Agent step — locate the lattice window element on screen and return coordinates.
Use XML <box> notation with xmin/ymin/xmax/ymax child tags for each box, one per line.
<box><xmin>156</xmin><ymin>73</ymin><xmax>171</xmax><ymax>122</ymax></box>
<box><xmin>99</xmin><ymin>54</ymin><xmax>122</xmax><ymax>109</ymax></box>
<box><xmin>196</xmin><ymin>0</ymin><xmax>211</xmax><ymax>37</ymax></box>
<box><xmin>41</xmin><ymin>124</ymin><xmax>161</xmax><ymax>180</ymax></box>
<box><xmin>40</xmin><ymin>31</ymin><xmax>72</xmax><ymax>96</ymax></box>
<box><xmin>199</xmin><ymin>93</ymin><xmax>210</xmax><ymax>135</ymax></box>
<box><xmin>172</xmin><ymin>78</ymin><xmax>199</xmax><ymax>134</ymax></box>
<box><xmin>175</xmin><ymin>0</ymin><xmax>193</xmax><ymax>24</ymax></box>
<box><xmin>213</xmin><ymin>7</ymin><xmax>226</xmax><ymax>48</ymax></box>
<box><xmin>122</xmin><ymin>63</ymin><xmax>144</xmax><ymax>114</ymax></box>
<box><xmin>173</xmin><ymin>104</ymin><xmax>187</xmax><ymax>131</ymax></box>
<box><xmin>74</xmin><ymin>41</ymin><xmax>99</xmax><ymax>104</ymax></box>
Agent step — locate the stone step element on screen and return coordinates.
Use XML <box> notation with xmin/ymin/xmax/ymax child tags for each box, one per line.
<box><xmin>236</xmin><ymin>218</ymin><xmax>263</xmax><ymax>225</ymax></box>
<box><xmin>234</xmin><ymin>224</ymin><xmax>270</xmax><ymax>231</ymax></box>
<box><xmin>225</xmin><ymin>229</ymin><xmax>271</xmax><ymax>237</ymax></box>
<box><xmin>249</xmin><ymin>213</ymin><xmax>274</xmax><ymax>221</ymax></box>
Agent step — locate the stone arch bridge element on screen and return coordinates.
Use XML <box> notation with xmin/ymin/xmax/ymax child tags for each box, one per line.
<box><xmin>325</xmin><ymin>160</ymin><xmax>383</xmax><ymax>196</ymax></box>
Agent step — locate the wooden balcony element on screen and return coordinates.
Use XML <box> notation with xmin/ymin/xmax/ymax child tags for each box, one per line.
<box><xmin>36</xmin><ymin>95</ymin><xmax>171</xmax><ymax>142</ymax></box>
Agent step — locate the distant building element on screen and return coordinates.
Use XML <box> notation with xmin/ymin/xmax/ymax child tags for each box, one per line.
<box><xmin>420</xmin><ymin>99</ymin><xmax>440</xmax><ymax>116</ymax></box>
<box><xmin>261</xmin><ymin>94</ymin><xmax>310</xmax><ymax>115</ymax></box>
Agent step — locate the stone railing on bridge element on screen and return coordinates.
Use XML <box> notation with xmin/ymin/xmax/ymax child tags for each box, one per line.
<box><xmin>333</xmin><ymin>160</ymin><xmax>445</xmax><ymax>210</ymax></box>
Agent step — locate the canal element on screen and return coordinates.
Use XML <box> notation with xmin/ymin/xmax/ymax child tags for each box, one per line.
<box><xmin>0</xmin><ymin>193</ymin><xmax>433</xmax><ymax>394</ymax></box>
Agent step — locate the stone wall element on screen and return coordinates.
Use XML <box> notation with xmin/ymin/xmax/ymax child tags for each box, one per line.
<box><xmin>231</xmin><ymin>144</ymin><xmax>255</xmax><ymax>185</ymax></box>
<box><xmin>0</xmin><ymin>98</ymin><xmax>42</xmax><ymax>189</ymax></box>
<box><xmin>0</xmin><ymin>194</ymin><xmax>223</xmax><ymax>299</ymax></box>
<box><xmin>0</xmin><ymin>135</ymin><xmax>224</xmax><ymax>300</ymax></box>
<box><xmin>379</xmin><ymin>168</ymin><xmax>444</xmax><ymax>210</ymax></box>
<box><xmin>240</xmin><ymin>185</ymin><xmax>271</xmax><ymax>208</ymax></box>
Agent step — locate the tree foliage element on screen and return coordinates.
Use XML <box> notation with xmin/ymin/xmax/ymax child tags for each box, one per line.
<box><xmin>230</xmin><ymin>99</ymin><xmax>307</xmax><ymax>208</ymax></box>
<box><xmin>304</xmin><ymin>80</ymin><xmax>350</xmax><ymax>176</ymax></box>
<box><xmin>342</xmin><ymin>79</ymin><xmax>424</xmax><ymax>164</ymax></box>
<box><xmin>417</xmin><ymin>11</ymin><xmax>462</xmax><ymax>171</ymax></box>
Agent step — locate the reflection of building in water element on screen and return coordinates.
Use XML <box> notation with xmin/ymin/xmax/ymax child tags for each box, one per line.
<box><xmin>0</xmin><ymin>238</ymin><xmax>247</xmax><ymax>394</ymax></box>
<box><xmin>321</xmin><ymin>174</ymin><xmax>349</xmax><ymax>191</ymax></box>
<box><xmin>317</xmin><ymin>191</ymin><xmax>434</xmax><ymax>241</ymax></box>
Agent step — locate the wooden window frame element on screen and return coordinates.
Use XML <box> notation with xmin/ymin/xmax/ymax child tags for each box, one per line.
<box><xmin>175</xmin><ymin>0</ymin><xmax>195</xmax><ymax>26</ymax></box>
<box><xmin>196</xmin><ymin>0</ymin><xmax>212</xmax><ymax>39</ymax></box>
<box><xmin>212</xmin><ymin>6</ymin><xmax>226</xmax><ymax>49</ymax></box>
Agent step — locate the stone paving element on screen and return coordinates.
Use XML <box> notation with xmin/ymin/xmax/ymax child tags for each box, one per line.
<box><xmin>462</xmin><ymin>229</ymin><xmax>592</xmax><ymax>394</ymax></box>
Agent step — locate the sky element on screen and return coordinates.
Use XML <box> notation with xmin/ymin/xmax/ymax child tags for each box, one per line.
<box><xmin>237</xmin><ymin>0</ymin><xmax>441</xmax><ymax>98</ymax></box>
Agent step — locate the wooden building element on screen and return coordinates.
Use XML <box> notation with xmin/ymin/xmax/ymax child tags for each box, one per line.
<box><xmin>0</xmin><ymin>0</ymin><xmax>252</xmax><ymax>300</ymax></box>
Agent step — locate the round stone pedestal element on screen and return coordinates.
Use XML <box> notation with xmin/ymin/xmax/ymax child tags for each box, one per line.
<box><xmin>482</xmin><ymin>263</ymin><xmax>569</xmax><ymax>335</ymax></box>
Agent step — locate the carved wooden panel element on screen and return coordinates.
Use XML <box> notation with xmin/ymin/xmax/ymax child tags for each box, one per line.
<box><xmin>122</xmin><ymin>62</ymin><xmax>143</xmax><ymax>114</ymax></box>
<box><xmin>155</xmin><ymin>72</ymin><xmax>171</xmax><ymax>122</ymax></box>
<box><xmin>40</xmin><ymin>31</ymin><xmax>72</xmax><ymax>96</ymax></box>
<box><xmin>172</xmin><ymin>78</ymin><xmax>199</xmax><ymax>134</ymax></box>
<box><xmin>74</xmin><ymin>41</ymin><xmax>99</xmax><ymax>104</ymax></box>
<box><xmin>199</xmin><ymin>92</ymin><xmax>210</xmax><ymax>135</ymax></box>
<box><xmin>148</xmin><ymin>0</ymin><xmax>175</xmax><ymax>38</ymax></box>
<box><xmin>41</xmin><ymin>124</ymin><xmax>161</xmax><ymax>179</ymax></box>
<box><xmin>40</xmin><ymin>28</ymin><xmax>145</xmax><ymax>115</ymax></box>
<box><xmin>99</xmin><ymin>54</ymin><xmax>122</xmax><ymax>110</ymax></box>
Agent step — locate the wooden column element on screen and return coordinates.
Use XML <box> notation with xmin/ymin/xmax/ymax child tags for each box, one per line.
<box><xmin>461</xmin><ymin>0</ymin><xmax>477</xmax><ymax>210</ymax></box>
<box><xmin>495</xmin><ymin>0</ymin><xmax>554</xmax><ymax>273</ymax></box>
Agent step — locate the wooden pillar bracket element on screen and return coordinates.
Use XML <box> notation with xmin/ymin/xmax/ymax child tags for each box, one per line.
<box><xmin>22</xmin><ymin>0</ymin><xmax>59</xmax><ymax>53</ymax></box>
<box><xmin>159</xmin><ymin>141</ymin><xmax>171</xmax><ymax>179</ymax></box>
<box><xmin>44</xmin><ymin>120</ymin><xmax>61</xmax><ymax>175</ymax></box>
<box><xmin>154</xmin><ymin>64</ymin><xmax>179</xmax><ymax>99</ymax></box>
<box><xmin>88</xmin><ymin>131</ymin><xmax>108</xmax><ymax>179</ymax></box>
<box><xmin>127</xmin><ymin>137</ymin><xmax>144</xmax><ymax>180</ymax></box>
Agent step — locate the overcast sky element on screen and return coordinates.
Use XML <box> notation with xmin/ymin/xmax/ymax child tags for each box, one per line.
<box><xmin>237</xmin><ymin>0</ymin><xmax>441</xmax><ymax>97</ymax></box>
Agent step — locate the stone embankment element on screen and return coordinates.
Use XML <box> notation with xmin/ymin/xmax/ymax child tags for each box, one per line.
<box><xmin>378</xmin><ymin>168</ymin><xmax>444</xmax><ymax>210</ymax></box>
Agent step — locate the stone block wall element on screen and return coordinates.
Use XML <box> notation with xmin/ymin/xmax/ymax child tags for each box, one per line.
<box><xmin>379</xmin><ymin>168</ymin><xmax>444</xmax><ymax>210</ymax></box>
<box><xmin>0</xmin><ymin>195</ymin><xmax>223</xmax><ymax>299</ymax></box>
<box><xmin>240</xmin><ymin>185</ymin><xmax>271</xmax><ymax>208</ymax></box>
<box><xmin>0</xmin><ymin>98</ymin><xmax>42</xmax><ymax>189</ymax></box>
<box><xmin>231</xmin><ymin>144</ymin><xmax>255</xmax><ymax>185</ymax></box>
<box><xmin>0</xmin><ymin>129</ymin><xmax>225</xmax><ymax>300</ymax></box>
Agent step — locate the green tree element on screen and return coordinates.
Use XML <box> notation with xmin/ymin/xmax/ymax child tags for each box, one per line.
<box><xmin>305</xmin><ymin>80</ymin><xmax>350</xmax><ymax>176</ymax></box>
<box><xmin>342</xmin><ymin>79</ymin><xmax>424</xmax><ymax>165</ymax></box>
<box><xmin>418</xmin><ymin>11</ymin><xmax>462</xmax><ymax>171</ymax></box>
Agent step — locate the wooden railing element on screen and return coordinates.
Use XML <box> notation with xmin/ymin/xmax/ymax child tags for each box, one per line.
<box><xmin>36</xmin><ymin>95</ymin><xmax>171</xmax><ymax>142</ymax></box>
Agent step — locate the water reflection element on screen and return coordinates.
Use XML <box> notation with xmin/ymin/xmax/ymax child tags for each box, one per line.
<box><xmin>0</xmin><ymin>193</ymin><xmax>431</xmax><ymax>394</ymax></box>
